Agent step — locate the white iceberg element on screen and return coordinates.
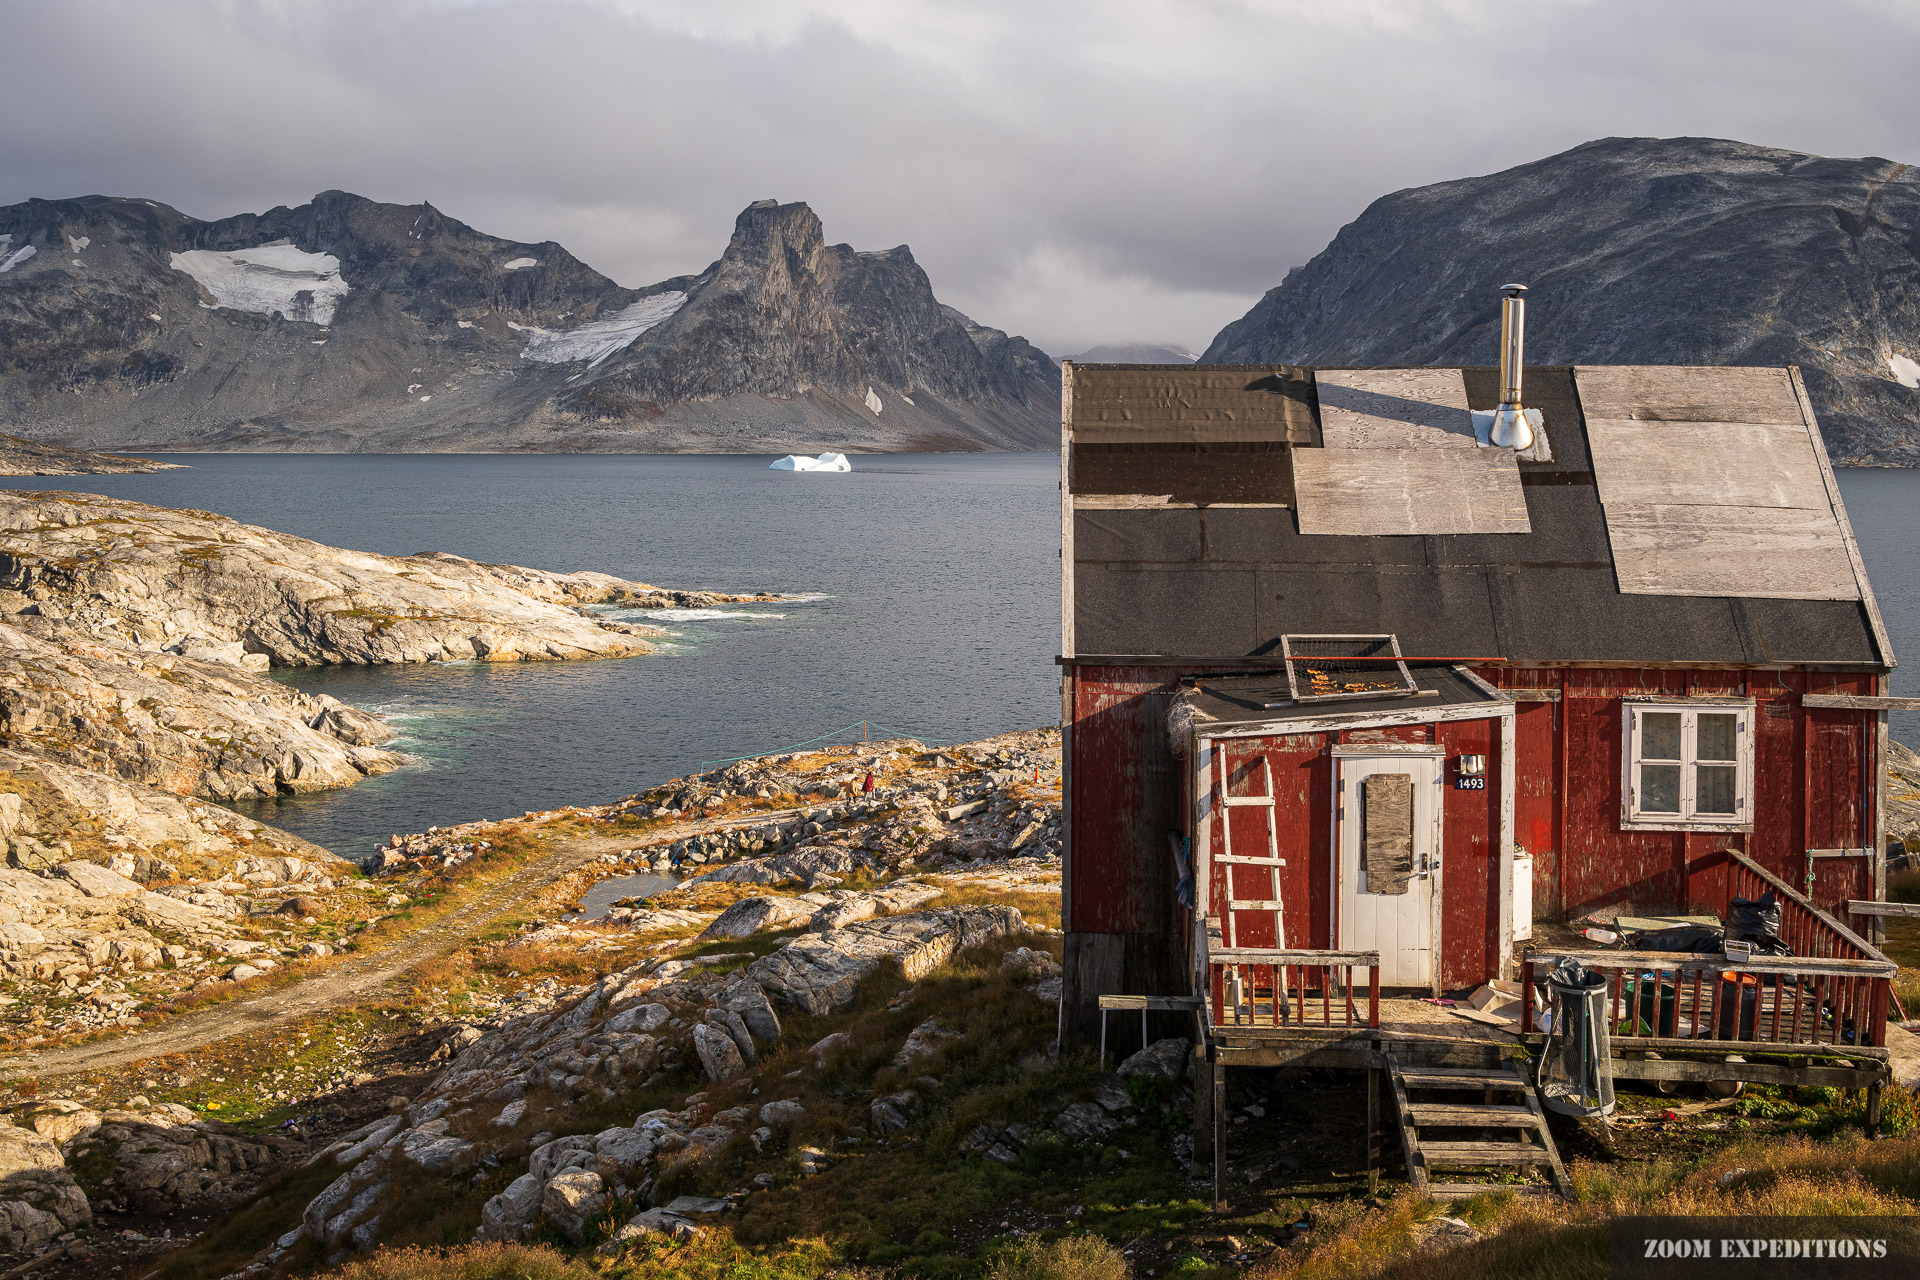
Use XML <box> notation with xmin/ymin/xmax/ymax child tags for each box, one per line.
<box><xmin>169</xmin><ymin>244</ymin><xmax>350</xmax><ymax>324</ymax></box>
<box><xmin>770</xmin><ymin>451</ymin><xmax>852</xmax><ymax>472</ymax></box>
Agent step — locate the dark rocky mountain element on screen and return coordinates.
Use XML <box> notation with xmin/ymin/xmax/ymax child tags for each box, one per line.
<box><xmin>1204</xmin><ymin>137</ymin><xmax>1920</xmax><ymax>465</ymax></box>
<box><xmin>0</xmin><ymin>193</ymin><xmax>1056</xmax><ymax>453</ymax></box>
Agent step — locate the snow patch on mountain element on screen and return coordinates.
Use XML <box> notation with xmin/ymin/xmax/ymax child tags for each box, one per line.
<box><xmin>0</xmin><ymin>241</ymin><xmax>35</xmax><ymax>274</ymax></box>
<box><xmin>503</xmin><ymin>257</ymin><xmax>539</xmax><ymax>271</ymax></box>
<box><xmin>169</xmin><ymin>245</ymin><xmax>350</xmax><ymax>324</ymax></box>
<box><xmin>514</xmin><ymin>291</ymin><xmax>686</xmax><ymax>367</ymax></box>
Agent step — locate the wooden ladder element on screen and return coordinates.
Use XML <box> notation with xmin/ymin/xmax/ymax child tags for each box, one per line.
<box><xmin>1387</xmin><ymin>1062</ymin><xmax>1571</xmax><ymax>1200</ymax></box>
<box><xmin>1214</xmin><ymin>744</ymin><xmax>1287</xmax><ymax>951</ymax></box>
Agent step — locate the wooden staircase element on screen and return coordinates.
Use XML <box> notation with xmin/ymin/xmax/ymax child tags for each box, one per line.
<box><xmin>1387</xmin><ymin>1061</ymin><xmax>1572</xmax><ymax>1200</ymax></box>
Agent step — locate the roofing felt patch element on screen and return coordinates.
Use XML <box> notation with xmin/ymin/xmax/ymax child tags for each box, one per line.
<box><xmin>1576</xmin><ymin>365</ymin><xmax>1859</xmax><ymax>601</ymax></box>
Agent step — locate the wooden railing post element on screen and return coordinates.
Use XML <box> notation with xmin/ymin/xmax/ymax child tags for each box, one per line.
<box><xmin>1368</xmin><ymin>964</ymin><xmax>1380</xmax><ymax>1029</ymax></box>
<box><xmin>1520</xmin><ymin>959</ymin><xmax>1535</xmax><ymax>1033</ymax></box>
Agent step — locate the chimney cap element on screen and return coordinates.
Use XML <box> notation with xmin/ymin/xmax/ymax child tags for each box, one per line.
<box><xmin>1499</xmin><ymin>282</ymin><xmax>1528</xmax><ymax>297</ymax></box>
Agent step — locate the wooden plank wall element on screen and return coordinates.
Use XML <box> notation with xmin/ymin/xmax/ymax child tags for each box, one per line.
<box><xmin>1477</xmin><ymin>666</ymin><xmax>1876</xmax><ymax>922</ymax></box>
<box><xmin>1198</xmin><ymin>720</ymin><xmax>1503</xmax><ymax>986</ymax></box>
<box><xmin>1435</xmin><ymin>717</ymin><xmax>1500</xmax><ymax>988</ymax></box>
<box><xmin>1062</xmin><ymin>665</ymin><xmax>1188</xmax><ymax>1046</ymax></box>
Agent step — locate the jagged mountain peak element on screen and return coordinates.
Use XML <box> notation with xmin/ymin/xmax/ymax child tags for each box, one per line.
<box><xmin>0</xmin><ymin>191</ymin><xmax>1055</xmax><ymax>453</ymax></box>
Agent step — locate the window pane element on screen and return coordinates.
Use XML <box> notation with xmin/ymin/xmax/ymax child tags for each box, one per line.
<box><xmin>1697</xmin><ymin>764</ymin><xmax>1737</xmax><ymax>815</ymax></box>
<box><xmin>1641</xmin><ymin>712</ymin><xmax>1682</xmax><ymax>761</ymax></box>
<box><xmin>1639</xmin><ymin>763</ymin><xmax>1682</xmax><ymax>813</ymax></box>
<box><xmin>1697</xmin><ymin>713</ymin><xmax>1738</xmax><ymax>763</ymax></box>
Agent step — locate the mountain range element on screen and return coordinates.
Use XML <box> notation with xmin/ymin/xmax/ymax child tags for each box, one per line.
<box><xmin>0</xmin><ymin>194</ymin><xmax>1058</xmax><ymax>454</ymax></box>
<box><xmin>1204</xmin><ymin>136</ymin><xmax>1920</xmax><ymax>466</ymax></box>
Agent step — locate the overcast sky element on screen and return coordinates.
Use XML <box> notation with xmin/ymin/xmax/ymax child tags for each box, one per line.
<box><xmin>6</xmin><ymin>0</ymin><xmax>1920</xmax><ymax>355</ymax></box>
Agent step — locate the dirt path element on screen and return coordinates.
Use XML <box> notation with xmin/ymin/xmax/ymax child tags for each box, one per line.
<box><xmin>0</xmin><ymin>810</ymin><xmax>797</xmax><ymax>1083</ymax></box>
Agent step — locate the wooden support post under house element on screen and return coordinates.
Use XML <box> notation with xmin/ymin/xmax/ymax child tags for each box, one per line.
<box><xmin>1867</xmin><ymin>1082</ymin><xmax>1884</xmax><ymax>1139</ymax></box>
<box><xmin>1192</xmin><ymin>1045</ymin><xmax>1214</xmax><ymax>1163</ymax></box>
<box><xmin>1212</xmin><ymin>1061</ymin><xmax>1228</xmax><ymax>1210</ymax></box>
<box><xmin>1366</xmin><ymin>1061</ymin><xmax>1380</xmax><ymax>1196</ymax></box>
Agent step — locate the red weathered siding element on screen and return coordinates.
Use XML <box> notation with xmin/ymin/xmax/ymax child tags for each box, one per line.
<box><xmin>1435</xmin><ymin>717</ymin><xmax>1499</xmax><ymax>988</ymax></box>
<box><xmin>1206</xmin><ymin>734</ymin><xmax>1332</xmax><ymax>950</ymax></box>
<box><xmin>1067</xmin><ymin>666</ymin><xmax>1183</xmax><ymax>935</ymax></box>
<box><xmin>1480</xmin><ymin>666</ymin><xmax>1877</xmax><ymax>921</ymax></box>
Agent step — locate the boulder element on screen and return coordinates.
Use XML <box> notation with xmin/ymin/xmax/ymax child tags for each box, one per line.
<box><xmin>604</xmin><ymin>1002</ymin><xmax>670</xmax><ymax>1034</ymax></box>
<box><xmin>478</xmin><ymin>1172</ymin><xmax>544</xmax><ymax>1241</ymax></box>
<box><xmin>869</xmin><ymin>1091</ymin><xmax>920</xmax><ymax>1134</ymax></box>
<box><xmin>1117</xmin><ymin>1037</ymin><xmax>1191</xmax><ymax>1082</ymax></box>
<box><xmin>758</xmin><ymin>1099</ymin><xmax>806</xmax><ymax>1129</ymax></box>
<box><xmin>542</xmin><ymin>1169</ymin><xmax>607</xmax><ymax>1243</ymax></box>
<box><xmin>721</xmin><ymin>979</ymin><xmax>783</xmax><ymax>1045</ymax></box>
<box><xmin>0</xmin><ymin>1123</ymin><xmax>90</xmax><ymax>1253</ymax></box>
<box><xmin>890</xmin><ymin>1017</ymin><xmax>961</xmax><ymax>1068</ymax></box>
<box><xmin>697</xmin><ymin>895</ymin><xmax>814</xmax><ymax>940</ymax></box>
<box><xmin>692</xmin><ymin>1023</ymin><xmax>745</xmax><ymax>1081</ymax></box>
<box><xmin>705</xmin><ymin>1008</ymin><xmax>757</xmax><ymax>1065</ymax></box>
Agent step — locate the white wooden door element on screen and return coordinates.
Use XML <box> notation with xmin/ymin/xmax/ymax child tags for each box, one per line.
<box><xmin>1336</xmin><ymin>750</ymin><xmax>1442</xmax><ymax>990</ymax></box>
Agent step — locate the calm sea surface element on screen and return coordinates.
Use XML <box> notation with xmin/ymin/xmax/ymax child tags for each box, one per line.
<box><xmin>7</xmin><ymin>458</ymin><xmax>1918</xmax><ymax>858</ymax></box>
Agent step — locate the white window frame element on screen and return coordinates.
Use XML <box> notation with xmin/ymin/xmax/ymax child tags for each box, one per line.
<box><xmin>1619</xmin><ymin>698</ymin><xmax>1755</xmax><ymax>832</ymax></box>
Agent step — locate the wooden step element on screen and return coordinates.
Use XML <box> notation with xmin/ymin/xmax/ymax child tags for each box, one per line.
<box><xmin>1405</xmin><ymin>1103</ymin><xmax>1539</xmax><ymax>1127</ymax></box>
<box><xmin>1426</xmin><ymin>1181</ymin><xmax>1557</xmax><ymax>1200</ymax></box>
<box><xmin>1419</xmin><ymin>1140</ymin><xmax>1553</xmax><ymax>1167</ymax></box>
<box><xmin>1393</xmin><ymin>1066</ymin><xmax>1529</xmax><ymax>1090</ymax></box>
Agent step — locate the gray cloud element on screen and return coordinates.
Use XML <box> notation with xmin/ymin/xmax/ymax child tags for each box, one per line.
<box><xmin>4</xmin><ymin>0</ymin><xmax>1919</xmax><ymax>354</ymax></box>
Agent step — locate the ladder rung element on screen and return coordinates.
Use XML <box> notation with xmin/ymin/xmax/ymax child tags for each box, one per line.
<box><xmin>1216</xmin><ymin>855</ymin><xmax>1286</xmax><ymax>866</ymax></box>
<box><xmin>1227</xmin><ymin>900</ymin><xmax>1287</xmax><ymax>912</ymax></box>
<box><xmin>1222</xmin><ymin>796</ymin><xmax>1276</xmax><ymax>807</ymax></box>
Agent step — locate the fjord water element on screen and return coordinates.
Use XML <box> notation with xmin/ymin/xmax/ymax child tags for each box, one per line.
<box><xmin>8</xmin><ymin>453</ymin><xmax>1059</xmax><ymax>859</ymax></box>
<box><xmin>9</xmin><ymin>459</ymin><xmax>1918</xmax><ymax>859</ymax></box>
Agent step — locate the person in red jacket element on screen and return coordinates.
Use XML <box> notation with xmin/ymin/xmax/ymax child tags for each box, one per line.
<box><xmin>862</xmin><ymin>771</ymin><xmax>875</xmax><ymax>794</ymax></box>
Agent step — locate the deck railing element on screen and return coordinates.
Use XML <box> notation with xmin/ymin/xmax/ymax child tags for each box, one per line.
<box><xmin>1521</xmin><ymin>851</ymin><xmax>1895</xmax><ymax>1050</ymax></box>
<box><xmin>1198</xmin><ymin>923</ymin><xmax>1380</xmax><ymax>1030</ymax></box>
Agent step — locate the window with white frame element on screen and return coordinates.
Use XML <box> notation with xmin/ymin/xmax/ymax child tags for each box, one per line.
<box><xmin>1622</xmin><ymin>701</ymin><xmax>1753</xmax><ymax>828</ymax></box>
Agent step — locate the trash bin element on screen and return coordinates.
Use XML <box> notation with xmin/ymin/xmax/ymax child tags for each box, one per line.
<box><xmin>1536</xmin><ymin>957</ymin><xmax>1616</xmax><ymax>1117</ymax></box>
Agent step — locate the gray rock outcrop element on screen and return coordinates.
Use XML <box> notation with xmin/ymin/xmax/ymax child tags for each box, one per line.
<box><xmin>0</xmin><ymin>434</ymin><xmax>179</xmax><ymax>476</ymax></box>
<box><xmin>1202</xmin><ymin>136</ymin><xmax>1920</xmax><ymax>466</ymax></box>
<box><xmin>0</xmin><ymin>1122</ymin><xmax>89</xmax><ymax>1253</ymax></box>
<box><xmin>747</xmin><ymin>905</ymin><xmax>1027</xmax><ymax>1015</ymax></box>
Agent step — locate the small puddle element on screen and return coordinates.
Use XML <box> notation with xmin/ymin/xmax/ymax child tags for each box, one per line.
<box><xmin>574</xmin><ymin>872</ymin><xmax>680</xmax><ymax>920</ymax></box>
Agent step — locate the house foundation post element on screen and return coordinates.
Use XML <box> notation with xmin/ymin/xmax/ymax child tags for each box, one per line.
<box><xmin>1212</xmin><ymin>1062</ymin><xmax>1228</xmax><ymax>1210</ymax></box>
<box><xmin>1867</xmin><ymin>1082</ymin><xmax>1884</xmax><ymax>1139</ymax></box>
<box><xmin>1366</xmin><ymin>1059</ymin><xmax>1380</xmax><ymax>1196</ymax></box>
<box><xmin>1192</xmin><ymin>1045</ymin><xmax>1213</xmax><ymax>1164</ymax></box>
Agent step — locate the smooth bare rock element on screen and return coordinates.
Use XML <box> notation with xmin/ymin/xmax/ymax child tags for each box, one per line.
<box><xmin>604</xmin><ymin>1002</ymin><xmax>670</xmax><ymax>1035</ymax></box>
<box><xmin>747</xmin><ymin>905</ymin><xmax>1027</xmax><ymax>1015</ymax></box>
<box><xmin>67</xmin><ymin>1112</ymin><xmax>290</xmax><ymax>1212</ymax></box>
<box><xmin>704</xmin><ymin>1007</ymin><xmax>757</xmax><ymax>1066</ymax></box>
<box><xmin>0</xmin><ymin>490</ymin><xmax>668</xmax><ymax>667</ymax></box>
<box><xmin>0</xmin><ymin>433</ymin><xmax>180</xmax><ymax>477</ymax></box>
<box><xmin>53</xmin><ymin>859</ymin><xmax>142</xmax><ymax>898</ymax></box>
<box><xmin>697</xmin><ymin>894</ymin><xmax>814</xmax><ymax>940</ymax></box>
<box><xmin>890</xmin><ymin>1017</ymin><xmax>961</xmax><ymax>1069</ymax></box>
<box><xmin>0</xmin><ymin>620</ymin><xmax>405</xmax><ymax>801</ymax></box>
<box><xmin>758</xmin><ymin>1099</ymin><xmax>806</xmax><ymax>1129</ymax></box>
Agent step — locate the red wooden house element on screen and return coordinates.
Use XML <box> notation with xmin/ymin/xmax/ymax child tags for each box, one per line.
<box><xmin>1056</xmin><ymin>350</ymin><xmax>1901</xmax><ymax>1115</ymax></box>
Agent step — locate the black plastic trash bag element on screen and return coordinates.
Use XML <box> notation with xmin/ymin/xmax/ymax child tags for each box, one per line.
<box><xmin>1727</xmin><ymin>892</ymin><xmax>1784</xmax><ymax>941</ymax></box>
<box><xmin>1628</xmin><ymin>925</ymin><xmax>1724</xmax><ymax>954</ymax></box>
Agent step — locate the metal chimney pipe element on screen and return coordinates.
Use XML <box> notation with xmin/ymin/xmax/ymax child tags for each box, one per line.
<box><xmin>1490</xmin><ymin>283</ymin><xmax>1532</xmax><ymax>450</ymax></box>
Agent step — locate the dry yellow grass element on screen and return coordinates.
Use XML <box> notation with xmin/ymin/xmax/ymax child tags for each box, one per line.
<box><xmin>1248</xmin><ymin>1130</ymin><xmax>1920</xmax><ymax>1280</ymax></box>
